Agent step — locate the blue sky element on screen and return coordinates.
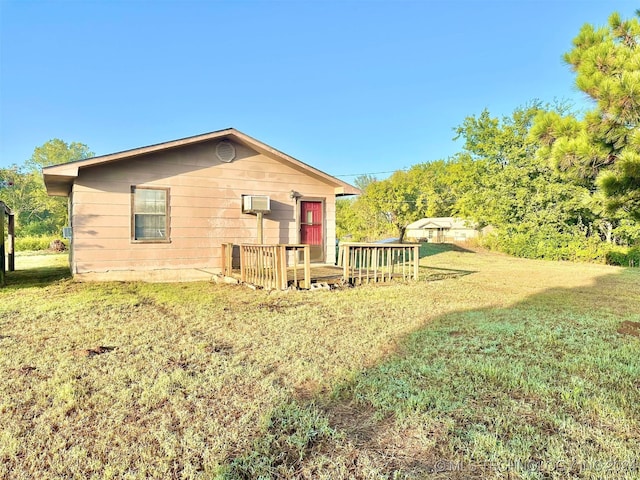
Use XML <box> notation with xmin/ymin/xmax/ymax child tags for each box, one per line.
<box><xmin>0</xmin><ymin>0</ymin><xmax>635</xmax><ymax>180</ymax></box>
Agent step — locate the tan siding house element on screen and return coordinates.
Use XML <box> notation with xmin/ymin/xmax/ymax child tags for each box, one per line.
<box><xmin>405</xmin><ymin>217</ymin><xmax>481</xmax><ymax>243</ymax></box>
<box><xmin>43</xmin><ymin>129</ymin><xmax>359</xmax><ymax>281</ymax></box>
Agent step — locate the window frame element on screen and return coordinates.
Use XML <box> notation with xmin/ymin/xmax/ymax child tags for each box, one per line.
<box><xmin>130</xmin><ymin>186</ymin><xmax>171</xmax><ymax>243</ymax></box>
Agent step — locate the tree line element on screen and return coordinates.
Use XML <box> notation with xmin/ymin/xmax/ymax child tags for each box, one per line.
<box><xmin>337</xmin><ymin>11</ymin><xmax>640</xmax><ymax>262</ymax></box>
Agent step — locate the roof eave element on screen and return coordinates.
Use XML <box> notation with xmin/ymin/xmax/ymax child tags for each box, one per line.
<box><xmin>43</xmin><ymin>173</ymin><xmax>76</xmax><ymax>197</ymax></box>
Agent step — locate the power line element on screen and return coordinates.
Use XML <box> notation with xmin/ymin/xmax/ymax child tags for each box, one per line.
<box><xmin>334</xmin><ymin>169</ymin><xmax>407</xmax><ymax>177</ymax></box>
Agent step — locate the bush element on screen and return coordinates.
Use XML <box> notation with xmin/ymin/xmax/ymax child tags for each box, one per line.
<box><xmin>606</xmin><ymin>246</ymin><xmax>640</xmax><ymax>267</ymax></box>
<box><xmin>13</xmin><ymin>236</ymin><xmax>68</xmax><ymax>252</ymax></box>
<box><xmin>480</xmin><ymin>227</ymin><xmax>614</xmax><ymax>263</ymax></box>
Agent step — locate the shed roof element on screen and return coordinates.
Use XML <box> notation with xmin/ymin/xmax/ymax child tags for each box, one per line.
<box><xmin>43</xmin><ymin>128</ymin><xmax>360</xmax><ymax>197</ymax></box>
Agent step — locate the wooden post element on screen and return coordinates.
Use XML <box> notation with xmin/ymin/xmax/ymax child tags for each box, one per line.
<box><xmin>292</xmin><ymin>245</ymin><xmax>299</xmax><ymax>287</ymax></box>
<box><xmin>221</xmin><ymin>243</ymin><xmax>227</xmax><ymax>274</ymax></box>
<box><xmin>257</xmin><ymin>212</ymin><xmax>264</xmax><ymax>244</ymax></box>
<box><xmin>303</xmin><ymin>244</ymin><xmax>311</xmax><ymax>289</ymax></box>
<box><xmin>0</xmin><ymin>209</ymin><xmax>5</xmax><ymax>286</ymax></box>
<box><xmin>342</xmin><ymin>244</ymin><xmax>350</xmax><ymax>284</ymax></box>
<box><xmin>413</xmin><ymin>244</ymin><xmax>420</xmax><ymax>280</ymax></box>
<box><xmin>278</xmin><ymin>245</ymin><xmax>287</xmax><ymax>290</ymax></box>
<box><xmin>240</xmin><ymin>245</ymin><xmax>247</xmax><ymax>283</ymax></box>
<box><xmin>372</xmin><ymin>247</ymin><xmax>378</xmax><ymax>282</ymax></box>
<box><xmin>8</xmin><ymin>213</ymin><xmax>14</xmax><ymax>272</ymax></box>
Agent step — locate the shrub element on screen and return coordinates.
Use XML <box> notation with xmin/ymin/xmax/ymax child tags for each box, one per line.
<box><xmin>629</xmin><ymin>246</ymin><xmax>640</xmax><ymax>266</ymax></box>
<box><xmin>607</xmin><ymin>246</ymin><xmax>640</xmax><ymax>267</ymax></box>
<box><xmin>480</xmin><ymin>227</ymin><xmax>616</xmax><ymax>264</ymax></box>
<box><xmin>13</xmin><ymin>236</ymin><xmax>68</xmax><ymax>252</ymax></box>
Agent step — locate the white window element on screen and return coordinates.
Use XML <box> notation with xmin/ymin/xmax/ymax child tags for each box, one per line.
<box><xmin>131</xmin><ymin>187</ymin><xmax>169</xmax><ymax>242</ymax></box>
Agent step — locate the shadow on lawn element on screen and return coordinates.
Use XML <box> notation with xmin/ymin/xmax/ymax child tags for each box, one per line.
<box><xmin>222</xmin><ymin>267</ymin><xmax>640</xmax><ymax>479</ymax></box>
<box><xmin>2</xmin><ymin>263</ymin><xmax>71</xmax><ymax>289</ymax></box>
<box><xmin>420</xmin><ymin>265</ymin><xmax>477</xmax><ymax>282</ymax></box>
<box><xmin>418</xmin><ymin>242</ymin><xmax>476</xmax><ymax>259</ymax></box>
<box><xmin>416</xmin><ymin>243</ymin><xmax>478</xmax><ymax>281</ymax></box>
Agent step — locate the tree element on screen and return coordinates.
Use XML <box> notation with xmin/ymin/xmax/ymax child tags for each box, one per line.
<box><xmin>336</xmin><ymin>160</ymin><xmax>472</xmax><ymax>242</ymax></box>
<box><xmin>531</xmin><ymin>11</ymin><xmax>640</xmax><ymax>220</ymax></box>
<box><xmin>451</xmin><ymin>103</ymin><xmax>611</xmax><ymax>259</ymax></box>
<box><xmin>26</xmin><ymin>139</ymin><xmax>93</xmax><ymax>172</ymax></box>
<box><xmin>0</xmin><ymin>139</ymin><xmax>93</xmax><ymax>235</ymax></box>
<box><xmin>361</xmin><ymin>170</ymin><xmax>429</xmax><ymax>242</ymax></box>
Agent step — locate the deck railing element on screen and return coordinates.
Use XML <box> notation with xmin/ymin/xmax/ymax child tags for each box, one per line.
<box><xmin>220</xmin><ymin>243</ymin><xmax>234</xmax><ymax>277</ymax></box>
<box><xmin>222</xmin><ymin>243</ymin><xmax>311</xmax><ymax>290</ymax></box>
<box><xmin>338</xmin><ymin>242</ymin><xmax>420</xmax><ymax>284</ymax></box>
<box><xmin>283</xmin><ymin>244</ymin><xmax>311</xmax><ymax>289</ymax></box>
<box><xmin>221</xmin><ymin>242</ymin><xmax>420</xmax><ymax>290</ymax></box>
<box><xmin>240</xmin><ymin>244</ymin><xmax>284</xmax><ymax>290</ymax></box>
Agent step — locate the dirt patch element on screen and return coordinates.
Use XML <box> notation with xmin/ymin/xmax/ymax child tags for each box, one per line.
<box><xmin>18</xmin><ymin>365</ymin><xmax>37</xmax><ymax>375</ymax></box>
<box><xmin>321</xmin><ymin>402</ymin><xmax>448</xmax><ymax>477</ymax></box>
<box><xmin>257</xmin><ymin>299</ymin><xmax>303</xmax><ymax>313</ymax></box>
<box><xmin>293</xmin><ymin>380</ymin><xmax>324</xmax><ymax>401</ymax></box>
<box><xmin>73</xmin><ymin>346</ymin><xmax>115</xmax><ymax>357</ymax></box>
<box><xmin>205</xmin><ymin>342</ymin><xmax>233</xmax><ymax>355</ymax></box>
<box><xmin>617</xmin><ymin>321</ymin><xmax>640</xmax><ymax>337</ymax></box>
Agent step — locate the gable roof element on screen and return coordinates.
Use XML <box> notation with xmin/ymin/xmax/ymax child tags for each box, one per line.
<box><xmin>43</xmin><ymin>128</ymin><xmax>360</xmax><ymax>197</ymax></box>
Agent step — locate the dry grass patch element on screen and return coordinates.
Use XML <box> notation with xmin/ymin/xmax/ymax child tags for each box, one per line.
<box><xmin>1</xmin><ymin>250</ymin><xmax>639</xmax><ymax>478</ymax></box>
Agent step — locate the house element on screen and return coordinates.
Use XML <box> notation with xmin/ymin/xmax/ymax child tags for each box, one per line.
<box><xmin>43</xmin><ymin>129</ymin><xmax>359</xmax><ymax>281</ymax></box>
<box><xmin>405</xmin><ymin>217</ymin><xmax>480</xmax><ymax>243</ymax></box>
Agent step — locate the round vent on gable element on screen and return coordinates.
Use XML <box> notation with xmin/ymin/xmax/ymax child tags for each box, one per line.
<box><xmin>216</xmin><ymin>141</ymin><xmax>236</xmax><ymax>163</ymax></box>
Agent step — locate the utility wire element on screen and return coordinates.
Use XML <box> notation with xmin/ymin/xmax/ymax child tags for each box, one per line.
<box><xmin>334</xmin><ymin>169</ymin><xmax>407</xmax><ymax>177</ymax></box>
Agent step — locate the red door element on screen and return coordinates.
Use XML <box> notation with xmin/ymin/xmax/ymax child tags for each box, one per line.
<box><xmin>300</xmin><ymin>201</ymin><xmax>323</xmax><ymax>262</ymax></box>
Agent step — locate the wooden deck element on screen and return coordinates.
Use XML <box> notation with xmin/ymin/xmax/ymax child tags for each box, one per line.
<box><xmin>225</xmin><ymin>264</ymin><xmax>344</xmax><ymax>288</ymax></box>
<box><xmin>288</xmin><ymin>265</ymin><xmax>344</xmax><ymax>287</ymax></box>
<box><xmin>221</xmin><ymin>242</ymin><xmax>421</xmax><ymax>290</ymax></box>
<box><xmin>228</xmin><ymin>264</ymin><xmax>417</xmax><ymax>289</ymax></box>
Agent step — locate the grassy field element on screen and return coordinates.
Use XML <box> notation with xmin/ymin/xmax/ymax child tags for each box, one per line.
<box><xmin>1</xmin><ymin>248</ymin><xmax>639</xmax><ymax>479</ymax></box>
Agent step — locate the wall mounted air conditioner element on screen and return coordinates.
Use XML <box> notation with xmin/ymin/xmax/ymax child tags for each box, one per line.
<box><xmin>242</xmin><ymin>195</ymin><xmax>271</xmax><ymax>214</ymax></box>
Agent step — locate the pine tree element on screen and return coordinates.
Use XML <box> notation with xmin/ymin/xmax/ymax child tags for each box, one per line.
<box><xmin>531</xmin><ymin>11</ymin><xmax>640</xmax><ymax>219</ymax></box>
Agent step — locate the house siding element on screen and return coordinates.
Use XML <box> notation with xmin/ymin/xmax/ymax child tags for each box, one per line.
<box><xmin>406</xmin><ymin>227</ymin><xmax>479</xmax><ymax>243</ymax></box>
<box><xmin>69</xmin><ymin>139</ymin><xmax>337</xmax><ymax>277</ymax></box>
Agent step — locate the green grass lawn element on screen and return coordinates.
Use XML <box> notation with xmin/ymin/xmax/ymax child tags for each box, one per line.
<box><xmin>1</xmin><ymin>250</ymin><xmax>639</xmax><ymax>479</ymax></box>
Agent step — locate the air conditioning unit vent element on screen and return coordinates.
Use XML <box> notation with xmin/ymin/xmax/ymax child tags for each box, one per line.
<box><xmin>242</xmin><ymin>195</ymin><xmax>271</xmax><ymax>214</ymax></box>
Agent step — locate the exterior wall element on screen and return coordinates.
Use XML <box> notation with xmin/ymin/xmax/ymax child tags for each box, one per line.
<box><xmin>406</xmin><ymin>227</ymin><xmax>479</xmax><ymax>243</ymax></box>
<box><xmin>442</xmin><ymin>227</ymin><xmax>479</xmax><ymax>243</ymax></box>
<box><xmin>69</xmin><ymin>139</ymin><xmax>337</xmax><ymax>279</ymax></box>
